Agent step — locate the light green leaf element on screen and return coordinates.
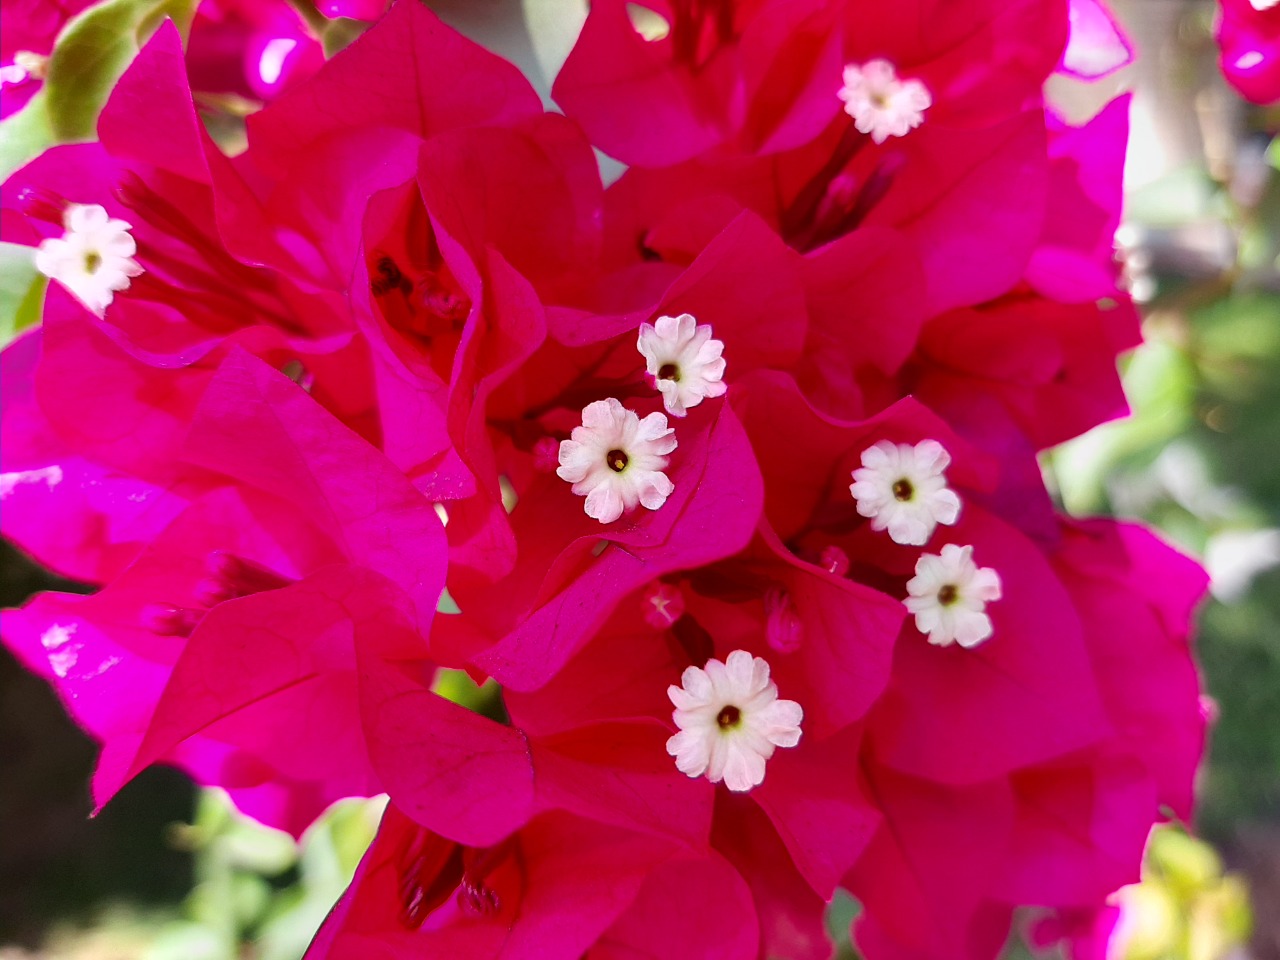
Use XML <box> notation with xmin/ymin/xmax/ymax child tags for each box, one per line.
<box><xmin>44</xmin><ymin>0</ymin><xmax>198</xmax><ymax>140</ymax></box>
<box><xmin>0</xmin><ymin>241</ymin><xmax>48</xmax><ymax>349</ymax></box>
<box><xmin>322</xmin><ymin>17</ymin><xmax>369</xmax><ymax>58</ymax></box>
<box><xmin>0</xmin><ymin>0</ymin><xmax>197</xmax><ymax>182</ymax></box>
<box><xmin>142</xmin><ymin>921</ymin><xmax>230</xmax><ymax>960</ymax></box>
<box><xmin>0</xmin><ymin>95</ymin><xmax>56</xmax><ymax>183</ymax></box>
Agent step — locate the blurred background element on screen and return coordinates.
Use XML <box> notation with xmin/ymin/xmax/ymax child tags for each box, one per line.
<box><xmin>1</xmin><ymin>0</ymin><xmax>1278</xmax><ymax>957</ymax></box>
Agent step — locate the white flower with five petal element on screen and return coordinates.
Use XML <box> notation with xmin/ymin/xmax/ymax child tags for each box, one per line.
<box><xmin>850</xmin><ymin>439</ymin><xmax>960</xmax><ymax>545</ymax></box>
<box><xmin>666</xmin><ymin>650</ymin><xmax>803</xmax><ymax>793</ymax></box>
<box><xmin>34</xmin><ymin>203</ymin><xmax>143</xmax><ymax>317</ymax></box>
<box><xmin>557</xmin><ymin>398</ymin><xmax>676</xmax><ymax>523</ymax></box>
<box><xmin>904</xmin><ymin>544</ymin><xmax>1002</xmax><ymax>648</ymax></box>
<box><xmin>837</xmin><ymin>59</ymin><xmax>932</xmax><ymax>144</ymax></box>
<box><xmin>637</xmin><ymin>313</ymin><xmax>727</xmax><ymax>417</ymax></box>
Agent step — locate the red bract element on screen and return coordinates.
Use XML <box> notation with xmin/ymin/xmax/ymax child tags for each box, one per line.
<box><xmin>1</xmin><ymin>27</ymin><xmax>375</xmax><ymax>509</ymax></box>
<box><xmin>502</xmin><ymin>603</ymin><xmax>878</xmax><ymax>895</ymax></box>
<box><xmin>1050</xmin><ymin>521</ymin><xmax>1208</xmax><ymax>822</ymax></box>
<box><xmin>603</xmin><ymin>107</ymin><xmax>1050</xmax><ymax>317</ymax></box>
<box><xmin>447</xmin><ymin>396</ymin><xmax>762</xmax><ymax>687</ymax></box>
<box><xmin>0</xmin><ymin>329</ymin><xmax>184</xmax><ymax>583</ymax></box>
<box><xmin>306</xmin><ymin>804</ymin><xmax>689</xmax><ymax>960</ymax></box>
<box><xmin>908</xmin><ymin>293</ymin><xmax>1140</xmax><ymax>453</ymax></box>
<box><xmin>836</xmin><ymin>518</ymin><xmax>1206</xmax><ymax>960</ymax></box>
<box><xmin>554</xmin><ymin>0</ymin><xmax>1069</xmax><ymax>166</ymax></box>
<box><xmin>3</xmin><ymin>351</ymin><xmax>449</xmax><ymax>835</ymax></box>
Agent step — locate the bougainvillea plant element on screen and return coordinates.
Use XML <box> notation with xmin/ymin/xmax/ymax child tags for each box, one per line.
<box><xmin>1</xmin><ymin>0</ymin><xmax>1208</xmax><ymax>958</ymax></box>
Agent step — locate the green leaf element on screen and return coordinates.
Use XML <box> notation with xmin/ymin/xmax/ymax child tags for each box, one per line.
<box><xmin>0</xmin><ymin>241</ymin><xmax>48</xmax><ymax>349</ymax></box>
<box><xmin>0</xmin><ymin>0</ymin><xmax>198</xmax><ymax>182</ymax></box>
<box><xmin>44</xmin><ymin>0</ymin><xmax>198</xmax><ymax>141</ymax></box>
<box><xmin>0</xmin><ymin>95</ymin><xmax>56</xmax><ymax>183</ymax></box>
<box><xmin>142</xmin><ymin>921</ymin><xmax>229</xmax><ymax>960</ymax></box>
<box><xmin>322</xmin><ymin>17</ymin><xmax>369</xmax><ymax>58</ymax></box>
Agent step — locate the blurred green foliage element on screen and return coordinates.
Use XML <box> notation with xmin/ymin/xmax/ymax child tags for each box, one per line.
<box><xmin>0</xmin><ymin>792</ymin><xmax>382</xmax><ymax>960</ymax></box>
<box><xmin>1116</xmin><ymin>827</ymin><xmax>1252</xmax><ymax>960</ymax></box>
<box><xmin>0</xmin><ymin>242</ymin><xmax>48</xmax><ymax>349</ymax></box>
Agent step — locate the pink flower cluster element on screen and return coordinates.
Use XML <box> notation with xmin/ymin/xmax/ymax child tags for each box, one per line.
<box><xmin>1</xmin><ymin>2</ymin><xmax>1206</xmax><ymax>958</ymax></box>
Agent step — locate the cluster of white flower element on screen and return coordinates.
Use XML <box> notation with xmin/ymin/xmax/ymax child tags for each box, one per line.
<box><xmin>850</xmin><ymin>439</ymin><xmax>1002</xmax><ymax>648</ymax></box>
<box><xmin>557</xmin><ymin>313</ymin><xmax>726</xmax><ymax>524</ymax></box>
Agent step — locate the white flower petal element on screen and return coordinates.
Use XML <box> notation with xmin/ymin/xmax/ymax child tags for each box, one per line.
<box><xmin>558</xmin><ymin>399</ymin><xmax>676</xmax><ymax>523</ymax></box>
<box><xmin>838</xmin><ymin>59</ymin><xmax>932</xmax><ymax>144</ymax></box>
<box><xmin>34</xmin><ymin>203</ymin><xmax>143</xmax><ymax>317</ymax></box>
<box><xmin>851</xmin><ymin>438</ymin><xmax>961</xmax><ymax>545</ymax></box>
<box><xmin>637</xmin><ymin>313</ymin><xmax>728</xmax><ymax>417</ymax></box>
<box><xmin>667</xmin><ymin>650</ymin><xmax>802</xmax><ymax>793</ymax></box>
<box><xmin>903</xmin><ymin>544</ymin><xmax>1002</xmax><ymax>648</ymax></box>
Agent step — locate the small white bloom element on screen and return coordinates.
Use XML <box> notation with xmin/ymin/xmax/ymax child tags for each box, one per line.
<box><xmin>34</xmin><ymin>203</ymin><xmax>143</xmax><ymax>317</ymax></box>
<box><xmin>850</xmin><ymin>439</ymin><xmax>960</xmax><ymax>545</ymax></box>
<box><xmin>904</xmin><ymin>544</ymin><xmax>1002</xmax><ymax>648</ymax></box>
<box><xmin>837</xmin><ymin>59</ymin><xmax>932</xmax><ymax>144</ymax></box>
<box><xmin>666</xmin><ymin>649</ymin><xmax>803</xmax><ymax>793</ymax></box>
<box><xmin>1250</xmin><ymin>0</ymin><xmax>1278</xmax><ymax>11</ymax></box>
<box><xmin>636</xmin><ymin>313</ymin><xmax>727</xmax><ymax>417</ymax></box>
<box><xmin>557</xmin><ymin>398</ymin><xmax>677</xmax><ymax>523</ymax></box>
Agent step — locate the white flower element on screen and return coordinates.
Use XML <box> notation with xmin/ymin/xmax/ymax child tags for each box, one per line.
<box><xmin>837</xmin><ymin>59</ymin><xmax>932</xmax><ymax>144</ymax></box>
<box><xmin>34</xmin><ymin>203</ymin><xmax>143</xmax><ymax>317</ymax></box>
<box><xmin>636</xmin><ymin>313</ymin><xmax>727</xmax><ymax>417</ymax></box>
<box><xmin>666</xmin><ymin>650</ymin><xmax>803</xmax><ymax>793</ymax></box>
<box><xmin>1251</xmin><ymin>0</ymin><xmax>1278</xmax><ymax>11</ymax></box>
<box><xmin>850</xmin><ymin>439</ymin><xmax>960</xmax><ymax>545</ymax></box>
<box><xmin>557</xmin><ymin>398</ymin><xmax>677</xmax><ymax>523</ymax></box>
<box><xmin>904</xmin><ymin>544</ymin><xmax>1002</xmax><ymax>648</ymax></box>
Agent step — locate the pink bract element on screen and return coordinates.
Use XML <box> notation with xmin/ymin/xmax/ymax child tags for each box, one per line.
<box><xmin>1217</xmin><ymin>0</ymin><xmax>1280</xmax><ymax>104</ymax></box>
